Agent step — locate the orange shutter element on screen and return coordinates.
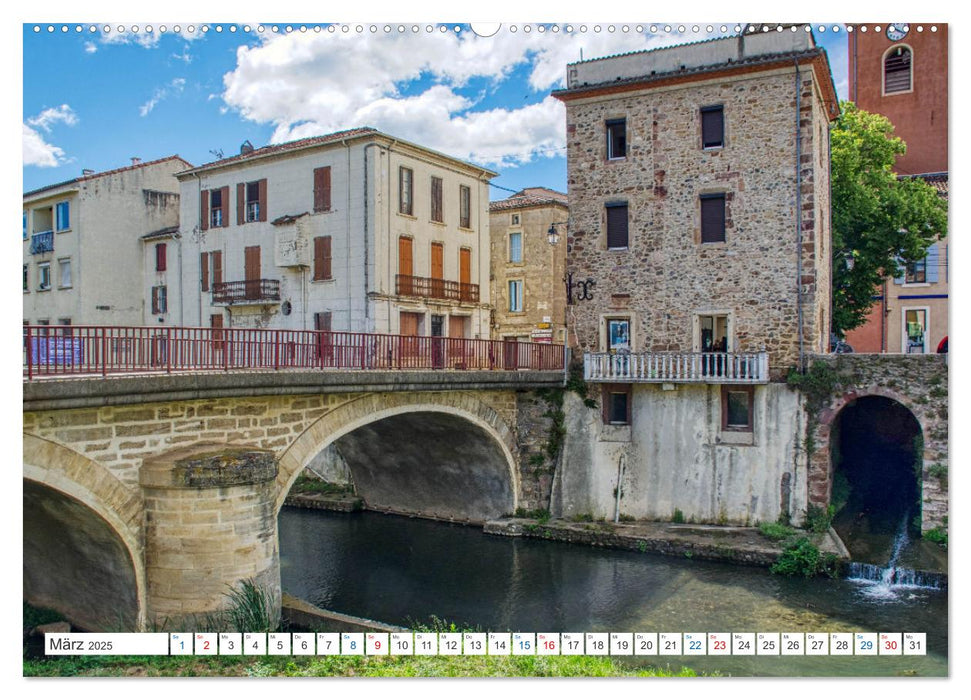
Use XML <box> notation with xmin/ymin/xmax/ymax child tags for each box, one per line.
<box><xmin>460</xmin><ymin>248</ymin><xmax>471</xmax><ymax>285</ymax></box>
<box><xmin>201</xmin><ymin>190</ymin><xmax>209</xmax><ymax>230</ymax></box>
<box><xmin>398</xmin><ymin>237</ymin><xmax>413</xmax><ymax>276</ymax></box>
<box><xmin>431</xmin><ymin>243</ymin><xmax>444</xmax><ymax>279</ymax></box>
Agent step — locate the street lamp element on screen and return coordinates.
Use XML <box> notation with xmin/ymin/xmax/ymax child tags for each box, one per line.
<box><xmin>547</xmin><ymin>221</ymin><xmax>567</xmax><ymax>247</ymax></box>
<box><xmin>547</xmin><ymin>220</ymin><xmax>595</xmax><ymax>305</ymax></box>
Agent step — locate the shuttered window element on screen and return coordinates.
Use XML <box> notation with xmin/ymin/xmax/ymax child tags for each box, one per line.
<box><xmin>201</xmin><ymin>252</ymin><xmax>210</xmax><ymax>292</ymax></box>
<box><xmin>209</xmin><ymin>187</ymin><xmax>229</xmax><ymax>228</ymax></box>
<box><xmin>431</xmin><ymin>242</ymin><xmax>444</xmax><ymax>279</ymax></box>
<box><xmin>884</xmin><ymin>46</ymin><xmax>912</xmax><ymax>94</ymax></box>
<box><xmin>313</xmin><ymin>236</ymin><xmax>332</xmax><ymax>281</ymax></box>
<box><xmin>700</xmin><ymin>194</ymin><xmax>726</xmax><ymax>243</ymax></box>
<box><xmin>431</xmin><ymin>176</ymin><xmax>443</xmax><ymax>223</ymax></box>
<box><xmin>212</xmin><ymin>251</ymin><xmax>223</xmax><ymax>285</ymax></box>
<box><xmin>151</xmin><ymin>285</ymin><xmax>168</xmax><ymax>314</ymax></box>
<box><xmin>399</xmin><ymin>167</ymin><xmax>414</xmax><ymax>215</ymax></box>
<box><xmin>605</xmin><ymin>202</ymin><xmax>628</xmax><ymax>249</ymax></box>
<box><xmin>701</xmin><ymin>106</ymin><xmax>724</xmax><ymax>148</ymax></box>
<box><xmin>201</xmin><ymin>189</ymin><xmax>209</xmax><ymax>230</ymax></box>
<box><xmin>314</xmin><ymin>166</ymin><xmax>332</xmax><ymax>212</ymax></box>
<box><xmin>459</xmin><ymin>185</ymin><xmax>471</xmax><ymax>228</ymax></box>
<box><xmin>155</xmin><ymin>243</ymin><xmax>167</xmax><ymax>272</ymax></box>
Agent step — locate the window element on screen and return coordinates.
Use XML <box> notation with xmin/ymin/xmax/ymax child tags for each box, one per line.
<box><xmin>399</xmin><ymin>166</ymin><xmax>414</xmax><ymax>215</ymax></box>
<box><xmin>459</xmin><ymin>185</ymin><xmax>471</xmax><ymax>228</ymax></box>
<box><xmin>509</xmin><ymin>231</ymin><xmax>523</xmax><ymax>263</ymax></box>
<box><xmin>511</xmin><ymin>214</ymin><xmax>520</xmax><ymax>225</ymax></box>
<box><xmin>23</xmin><ymin>212</ymin><xmax>27</xmax><ymax>240</ymax></box>
<box><xmin>605</xmin><ymin>202</ymin><xmax>628</xmax><ymax>249</ymax></box>
<box><xmin>245</xmin><ymin>181</ymin><xmax>261</xmax><ymax>222</ymax></box>
<box><xmin>23</xmin><ymin>265</ymin><xmax>28</xmax><ymax>292</ymax></box>
<box><xmin>699</xmin><ymin>314</ymin><xmax>729</xmax><ymax>352</ymax></box>
<box><xmin>313</xmin><ymin>166</ymin><xmax>331</xmax><ymax>212</ymax></box>
<box><xmin>701</xmin><ymin>106</ymin><xmax>724</xmax><ymax>148</ymax></box>
<box><xmin>884</xmin><ymin>46</ymin><xmax>912</xmax><ymax>94</ymax></box>
<box><xmin>55</xmin><ymin>201</ymin><xmax>70</xmax><ymax>231</ymax></box>
<box><xmin>903</xmin><ymin>308</ymin><xmax>928</xmax><ymax>353</ymax></box>
<box><xmin>210</xmin><ymin>189</ymin><xmax>224</xmax><ymax>228</ymax></box>
<box><xmin>700</xmin><ymin>194</ymin><xmax>726</xmax><ymax>243</ymax></box>
<box><xmin>602</xmin><ymin>385</ymin><xmax>632</xmax><ymax>425</ymax></box>
<box><xmin>431</xmin><ymin>176</ymin><xmax>443</xmax><ymax>223</ymax></box>
<box><xmin>58</xmin><ymin>258</ymin><xmax>72</xmax><ymax>288</ymax></box>
<box><xmin>905</xmin><ymin>258</ymin><xmax>926</xmax><ymax>284</ymax></box>
<box><xmin>151</xmin><ymin>285</ymin><xmax>168</xmax><ymax>314</ymax></box>
<box><xmin>155</xmin><ymin>243</ymin><xmax>167</xmax><ymax>272</ymax></box>
<box><xmin>313</xmin><ymin>236</ymin><xmax>332</xmax><ymax>281</ymax></box>
<box><xmin>606</xmin><ymin>118</ymin><xmax>627</xmax><ymax>160</ymax></box>
<box><xmin>57</xmin><ymin>318</ymin><xmax>72</xmax><ymax>336</ymax></box>
<box><xmin>722</xmin><ymin>386</ymin><xmax>754</xmax><ymax>432</ymax></box>
<box><xmin>608</xmin><ymin>319</ymin><xmax>631</xmax><ymax>353</ymax></box>
<box><xmin>508</xmin><ymin>280</ymin><xmax>523</xmax><ymax>312</ymax></box>
<box><xmin>37</xmin><ymin>262</ymin><xmax>51</xmax><ymax>291</ymax></box>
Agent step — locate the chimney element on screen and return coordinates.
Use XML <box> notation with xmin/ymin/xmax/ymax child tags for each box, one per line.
<box><xmin>131</xmin><ymin>157</ymin><xmax>142</xmax><ymax>166</ymax></box>
<box><xmin>82</xmin><ymin>169</ymin><xmax>95</xmax><ymax>176</ymax></box>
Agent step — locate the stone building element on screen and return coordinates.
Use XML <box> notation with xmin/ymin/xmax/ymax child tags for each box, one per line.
<box><xmin>550</xmin><ymin>29</ymin><xmax>839</xmax><ymax>525</ymax></box>
<box><xmin>843</xmin><ymin>25</ymin><xmax>948</xmax><ymax>354</ymax></box>
<box><xmin>488</xmin><ymin>187</ymin><xmax>568</xmax><ymax>345</ymax></box>
<box><xmin>177</xmin><ymin>128</ymin><xmax>495</xmax><ymax>342</ymax></box>
<box><xmin>23</xmin><ymin>156</ymin><xmax>188</xmax><ymax>329</ymax></box>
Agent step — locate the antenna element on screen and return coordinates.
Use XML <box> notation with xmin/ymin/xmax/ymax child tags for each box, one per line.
<box><xmin>209</xmin><ymin>148</ymin><xmax>224</xmax><ymax>160</ymax></box>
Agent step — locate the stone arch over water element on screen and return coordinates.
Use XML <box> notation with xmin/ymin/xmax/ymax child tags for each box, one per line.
<box><xmin>275</xmin><ymin>392</ymin><xmax>520</xmax><ymax>521</ymax></box>
<box><xmin>23</xmin><ymin>434</ymin><xmax>146</xmax><ymax>631</ymax></box>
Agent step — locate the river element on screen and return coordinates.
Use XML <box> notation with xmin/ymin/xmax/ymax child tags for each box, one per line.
<box><xmin>278</xmin><ymin>508</ymin><xmax>947</xmax><ymax>677</ymax></box>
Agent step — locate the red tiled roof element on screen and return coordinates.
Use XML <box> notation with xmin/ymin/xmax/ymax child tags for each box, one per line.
<box><xmin>180</xmin><ymin>127</ymin><xmax>378</xmax><ymax>175</ymax></box>
<box><xmin>900</xmin><ymin>172</ymin><xmax>948</xmax><ymax>199</ymax></box>
<box><xmin>490</xmin><ymin>187</ymin><xmax>568</xmax><ymax>212</ymax></box>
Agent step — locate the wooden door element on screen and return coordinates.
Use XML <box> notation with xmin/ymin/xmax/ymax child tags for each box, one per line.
<box><xmin>314</xmin><ymin>311</ymin><xmax>332</xmax><ymax>365</ymax></box>
<box><xmin>398</xmin><ymin>237</ymin><xmax>413</xmax><ymax>295</ymax></box>
<box><xmin>399</xmin><ymin>311</ymin><xmax>422</xmax><ymax>365</ymax></box>
<box><xmin>244</xmin><ymin>246</ymin><xmax>261</xmax><ymax>299</ymax></box>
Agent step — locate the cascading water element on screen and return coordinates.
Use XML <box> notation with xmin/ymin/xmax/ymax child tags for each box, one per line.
<box><xmin>846</xmin><ymin>510</ymin><xmax>944</xmax><ymax>596</ymax></box>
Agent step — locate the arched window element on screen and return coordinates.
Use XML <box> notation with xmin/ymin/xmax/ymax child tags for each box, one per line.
<box><xmin>884</xmin><ymin>45</ymin><xmax>912</xmax><ymax>94</ymax></box>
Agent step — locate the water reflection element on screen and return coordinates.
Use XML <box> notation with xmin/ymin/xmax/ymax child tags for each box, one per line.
<box><xmin>279</xmin><ymin>509</ymin><xmax>947</xmax><ymax>677</ymax></box>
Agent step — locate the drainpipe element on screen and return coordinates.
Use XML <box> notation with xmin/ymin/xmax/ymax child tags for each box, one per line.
<box><xmin>193</xmin><ymin>172</ymin><xmax>203</xmax><ymax>327</ymax></box>
<box><xmin>344</xmin><ymin>138</ymin><xmax>351</xmax><ymax>330</ymax></box>
<box><xmin>363</xmin><ymin>143</ymin><xmax>373</xmax><ymax>330</ymax></box>
<box><xmin>613</xmin><ymin>454</ymin><xmax>626</xmax><ymax>523</ymax></box>
<box><xmin>795</xmin><ymin>59</ymin><xmax>805</xmax><ymax>371</ymax></box>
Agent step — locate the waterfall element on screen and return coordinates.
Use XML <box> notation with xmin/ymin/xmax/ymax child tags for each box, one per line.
<box><xmin>846</xmin><ymin>511</ymin><xmax>945</xmax><ymax>594</ymax></box>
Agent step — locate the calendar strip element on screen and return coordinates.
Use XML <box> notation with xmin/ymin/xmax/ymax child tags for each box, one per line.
<box><xmin>42</xmin><ymin>632</ymin><xmax>927</xmax><ymax>656</ymax></box>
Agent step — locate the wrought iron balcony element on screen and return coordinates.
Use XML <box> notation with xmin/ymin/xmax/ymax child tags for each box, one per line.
<box><xmin>212</xmin><ymin>279</ymin><xmax>281</xmax><ymax>305</ymax></box>
<box><xmin>29</xmin><ymin>230</ymin><xmax>54</xmax><ymax>255</ymax></box>
<box><xmin>584</xmin><ymin>351</ymin><xmax>769</xmax><ymax>384</ymax></box>
<box><xmin>396</xmin><ymin>274</ymin><xmax>479</xmax><ymax>303</ymax></box>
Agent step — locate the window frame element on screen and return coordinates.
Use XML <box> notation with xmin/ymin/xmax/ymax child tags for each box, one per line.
<box><xmin>430</xmin><ymin>175</ymin><xmax>444</xmax><ymax>223</ymax></box>
<box><xmin>210</xmin><ymin>189</ymin><xmax>224</xmax><ymax>228</ymax></box>
<box><xmin>721</xmin><ymin>385</ymin><xmax>754</xmax><ymax>432</ymax></box>
<box><xmin>399</xmin><ymin>166</ymin><xmax>414</xmax><ymax>216</ymax></box>
<box><xmin>58</xmin><ymin>257</ymin><xmax>72</xmax><ymax>289</ymax></box>
<box><xmin>155</xmin><ymin>243</ymin><xmax>167</xmax><ymax>272</ymax></box>
<box><xmin>151</xmin><ymin>285</ymin><xmax>168</xmax><ymax>315</ymax></box>
<box><xmin>37</xmin><ymin>262</ymin><xmax>51</xmax><ymax>291</ymax></box>
<box><xmin>606</xmin><ymin>118</ymin><xmax>627</xmax><ymax>160</ymax></box>
<box><xmin>55</xmin><ymin>201</ymin><xmax>70</xmax><ymax>232</ymax></box>
<box><xmin>605</xmin><ymin>201</ymin><xmax>629</xmax><ymax>250</ymax></box>
<box><xmin>700</xmin><ymin>105</ymin><xmax>725</xmax><ymax>149</ymax></box>
<box><xmin>905</xmin><ymin>258</ymin><xmax>927</xmax><ymax>284</ymax></box>
<box><xmin>511</xmin><ymin>213</ymin><xmax>520</xmax><ymax>226</ymax></box>
<box><xmin>245</xmin><ymin>181</ymin><xmax>261</xmax><ymax>223</ymax></box>
<box><xmin>508</xmin><ymin>279</ymin><xmax>524</xmax><ymax>313</ymax></box>
<box><xmin>602</xmin><ymin>384</ymin><xmax>632</xmax><ymax>426</ymax></box>
<box><xmin>883</xmin><ymin>44</ymin><xmax>913</xmax><ymax>96</ymax></box>
<box><xmin>700</xmin><ymin>193</ymin><xmax>727</xmax><ymax>244</ymax></box>
<box><xmin>508</xmin><ymin>231</ymin><xmax>523</xmax><ymax>264</ymax></box>
<box><xmin>459</xmin><ymin>185</ymin><xmax>472</xmax><ymax>229</ymax></box>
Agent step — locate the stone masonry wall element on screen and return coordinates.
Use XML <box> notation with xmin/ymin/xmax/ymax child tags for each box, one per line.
<box><xmin>564</xmin><ymin>66</ymin><xmax>830</xmax><ymax>374</ymax></box>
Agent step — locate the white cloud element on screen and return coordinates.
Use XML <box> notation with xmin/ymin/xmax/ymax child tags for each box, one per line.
<box><xmin>84</xmin><ymin>42</ymin><xmax>98</xmax><ymax>54</ymax></box>
<box><xmin>220</xmin><ymin>26</ymin><xmax>705</xmax><ymax>168</ymax></box>
<box><xmin>26</xmin><ymin>104</ymin><xmax>78</xmax><ymax>132</ymax></box>
<box><xmin>139</xmin><ymin>78</ymin><xmax>187</xmax><ymax>117</ymax></box>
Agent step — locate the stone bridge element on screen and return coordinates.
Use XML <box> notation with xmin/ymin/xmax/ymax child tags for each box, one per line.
<box><xmin>23</xmin><ymin>370</ymin><xmax>564</xmax><ymax>631</ymax></box>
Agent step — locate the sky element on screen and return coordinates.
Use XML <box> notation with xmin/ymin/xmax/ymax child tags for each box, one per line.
<box><xmin>22</xmin><ymin>22</ymin><xmax>850</xmax><ymax>199</ymax></box>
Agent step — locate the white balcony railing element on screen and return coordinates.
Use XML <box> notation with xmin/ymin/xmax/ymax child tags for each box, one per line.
<box><xmin>584</xmin><ymin>351</ymin><xmax>769</xmax><ymax>384</ymax></box>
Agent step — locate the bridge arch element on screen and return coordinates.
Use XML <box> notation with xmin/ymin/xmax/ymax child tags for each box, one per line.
<box><xmin>276</xmin><ymin>392</ymin><xmax>520</xmax><ymax>519</ymax></box>
<box><xmin>23</xmin><ymin>434</ymin><xmax>146</xmax><ymax>631</ymax></box>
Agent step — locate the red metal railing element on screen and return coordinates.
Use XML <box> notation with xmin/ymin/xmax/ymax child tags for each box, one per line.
<box><xmin>395</xmin><ymin>274</ymin><xmax>479</xmax><ymax>303</ymax></box>
<box><xmin>22</xmin><ymin>325</ymin><xmax>566</xmax><ymax>379</ymax></box>
<box><xmin>212</xmin><ymin>279</ymin><xmax>281</xmax><ymax>304</ymax></box>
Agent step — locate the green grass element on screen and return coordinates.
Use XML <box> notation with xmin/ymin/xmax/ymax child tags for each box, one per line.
<box><xmin>24</xmin><ymin>653</ymin><xmax>697</xmax><ymax>677</ymax></box>
<box><xmin>758</xmin><ymin>522</ymin><xmax>796</xmax><ymax>542</ymax></box>
<box><xmin>290</xmin><ymin>475</ymin><xmax>353</xmax><ymax>496</ymax></box>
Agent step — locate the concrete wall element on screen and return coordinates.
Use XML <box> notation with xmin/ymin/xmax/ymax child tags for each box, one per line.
<box><xmin>557</xmin><ymin>384</ymin><xmax>807</xmax><ymax>525</ymax></box>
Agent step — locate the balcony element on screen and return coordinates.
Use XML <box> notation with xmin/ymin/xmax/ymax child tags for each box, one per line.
<box><xmin>212</xmin><ymin>279</ymin><xmax>281</xmax><ymax>305</ymax></box>
<box><xmin>396</xmin><ymin>274</ymin><xmax>479</xmax><ymax>303</ymax></box>
<box><xmin>29</xmin><ymin>230</ymin><xmax>54</xmax><ymax>255</ymax></box>
<box><xmin>584</xmin><ymin>351</ymin><xmax>769</xmax><ymax>384</ymax></box>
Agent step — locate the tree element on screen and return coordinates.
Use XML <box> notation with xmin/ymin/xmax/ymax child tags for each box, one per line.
<box><xmin>830</xmin><ymin>101</ymin><xmax>948</xmax><ymax>335</ymax></box>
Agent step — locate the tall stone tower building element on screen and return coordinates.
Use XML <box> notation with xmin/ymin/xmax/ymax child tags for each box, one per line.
<box><xmin>550</xmin><ymin>29</ymin><xmax>840</xmax><ymax>525</ymax></box>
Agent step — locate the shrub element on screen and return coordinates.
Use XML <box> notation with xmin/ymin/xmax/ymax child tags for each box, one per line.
<box><xmin>226</xmin><ymin>579</ymin><xmax>275</xmax><ymax>633</ymax></box>
<box><xmin>759</xmin><ymin>522</ymin><xmax>796</xmax><ymax>541</ymax></box>
<box><xmin>770</xmin><ymin>538</ymin><xmax>839</xmax><ymax>578</ymax></box>
<box><xmin>672</xmin><ymin>509</ymin><xmax>685</xmax><ymax>524</ymax></box>
<box><xmin>804</xmin><ymin>504</ymin><xmax>836</xmax><ymax>534</ymax></box>
<box><xmin>924</xmin><ymin>525</ymin><xmax>948</xmax><ymax>549</ymax></box>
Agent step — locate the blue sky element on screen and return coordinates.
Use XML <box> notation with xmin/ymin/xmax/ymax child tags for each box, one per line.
<box><xmin>22</xmin><ymin>22</ymin><xmax>850</xmax><ymax>198</ymax></box>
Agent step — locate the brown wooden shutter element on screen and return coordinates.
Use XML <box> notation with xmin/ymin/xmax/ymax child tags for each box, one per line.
<box><xmin>156</xmin><ymin>243</ymin><xmax>167</xmax><ymax>272</ymax></box>
<box><xmin>431</xmin><ymin>176</ymin><xmax>443</xmax><ymax>222</ymax></box>
<box><xmin>398</xmin><ymin>236</ymin><xmax>413</xmax><ymax>276</ymax></box>
<box><xmin>460</xmin><ymin>185</ymin><xmax>471</xmax><ymax>228</ymax></box>
<box><xmin>606</xmin><ymin>203</ymin><xmax>628</xmax><ymax>248</ymax></box>
<box><xmin>201</xmin><ymin>252</ymin><xmax>210</xmax><ymax>292</ymax></box>
<box><xmin>217</xmin><ymin>186</ymin><xmax>228</xmax><ymax>227</ymax></box>
<box><xmin>460</xmin><ymin>248</ymin><xmax>471</xmax><ymax>285</ymax></box>
<box><xmin>431</xmin><ymin>242</ymin><xmax>444</xmax><ymax>279</ymax></box>
<box><xmin>701</xmin><ymin>194</ymin><xmax>726</xmax><ymax>243</ymax></box>
<box><xmin>314</xmin><ymin>236</ymin><xmax>332</xmax><ymax>281</ymax></box>
<box><xmin>151</xmin><ymin>286</ymin><xmax>159</xmax><ymax>314</ymax></box>
<box><xmin>701</xmin><ymin>107</ymin><xmax>724</xmax><ymax>148</ymax></box>
<box><xmin>245</xmin><ymin>246</ymin><xmax>261</xmax><ymax>281</ymax></box>
<box><xmin>237</xmin><ymin>183</ymin><xmax>245</xmax><ymax>225</ymax></box>
<box><xmin>314</xmin><ymin>167</ymin><xmax>331</xmax><ymax>212</ymax></box>
<box><xmin>201</xmin><ymin>189</ymin><xmax>209</xmax><ymax>230</ymax></box>
<box><xmin>400</xmin><ymin>312</ymin><xmax>420</xmax><ymax>336</ymax></box>
<box><xmin>314</xmin><ymin>311</ymin><xmax>332</xmax><ymax>332</ymax></box>
<box><xmin>257</xmin><ymin>179</ymin><xmax>267</xmax><ymax>222</ymax></box>
<box><xmin>213</xmin><ymin>251</ymin><xmax>223</xmax><ymax>285</ymax></box>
